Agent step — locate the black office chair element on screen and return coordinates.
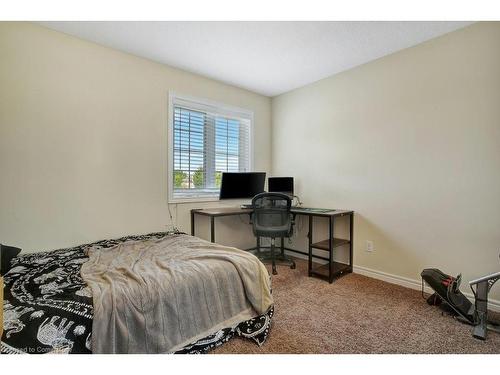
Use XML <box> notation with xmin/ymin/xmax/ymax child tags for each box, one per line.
<box><xmin>251</xmin><ymin>192</ymin><xmax>296</xmax><ymax>275</ymax></box>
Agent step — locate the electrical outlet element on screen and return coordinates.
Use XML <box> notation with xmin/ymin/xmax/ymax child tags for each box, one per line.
<box><xmin>366</xmin><ymin>240</ymin><xmax>374</xmax><ymax>252</ymax></box>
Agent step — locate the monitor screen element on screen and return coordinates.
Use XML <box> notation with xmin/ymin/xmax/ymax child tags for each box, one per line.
<box><xmin>268</xmin><ymin>177</ymin><xmax>294</xmax><ymax>195</ymax></box>
<box><xmin>219</xmin><ymin>172</ymin><xmax>266</xmax><ymax>199</ymax></box>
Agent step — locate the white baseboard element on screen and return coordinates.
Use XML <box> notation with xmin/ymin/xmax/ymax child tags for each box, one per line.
<box><xmin>353</xmin><ymin>265</ymin><xmax>500</xmax><ymax>313</ymax></box>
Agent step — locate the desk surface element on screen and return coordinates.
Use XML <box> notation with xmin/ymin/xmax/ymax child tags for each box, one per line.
<box><xmin>191</xmin><ymin>206</ymin><xmax>353</xmax><ymax>218</ymax></box>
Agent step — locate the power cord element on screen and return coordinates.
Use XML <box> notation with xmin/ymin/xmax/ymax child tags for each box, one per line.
<box><xmin>166</xmin><ymin>203</ymin><xmax>180</xmax><ymax>233</ymax></box>
<box><xmin>292</xmin><ymin>195</ymin><xmax>303</xmax><ymax>207</ymax></box>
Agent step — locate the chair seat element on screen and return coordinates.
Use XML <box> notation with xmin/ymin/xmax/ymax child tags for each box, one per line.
<box><xmin>253</xmin><ymin>224</ymin><xmax>292</xmax><ymax>238</ymax></box>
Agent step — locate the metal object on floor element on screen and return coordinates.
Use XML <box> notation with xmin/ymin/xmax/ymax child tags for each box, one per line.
<box><xmin>421</xmin><ymin>267</ymin><xmax>500</xmax><ymax>341</ymax></box>
<box><xmin>469</xmin><ymin>271</ymin><xmax>500</xmax><ymax>340</ymax></box>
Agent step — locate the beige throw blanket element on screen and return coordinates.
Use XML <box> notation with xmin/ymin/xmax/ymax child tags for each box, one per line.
<box><xmin>81</xmin><ymin>234</ymin><xmax>273</xmax><ymax>353</ymax></box>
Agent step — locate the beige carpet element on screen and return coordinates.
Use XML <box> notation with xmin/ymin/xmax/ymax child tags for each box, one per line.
<box><xmin>213</xmin><ymin>258</ymin><xmax>500</xmax><ymax>354</ymax></box>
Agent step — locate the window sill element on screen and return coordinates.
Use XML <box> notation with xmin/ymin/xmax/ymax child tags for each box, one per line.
<box><xmin>168</xmin><ymin>196</ymin><xmax>220</xmax><ymax>204</ymax></box>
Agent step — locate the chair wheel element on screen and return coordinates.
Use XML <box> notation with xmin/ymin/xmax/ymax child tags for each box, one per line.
<box><xmin>290</xmin><ymin>264</ymin><xmax>296</xmax><ymax>269</ymax></box>
<box><xmin>272</xmin><ymin>268</ymin><xmax>278</xmax><ymax>275</ymax></box>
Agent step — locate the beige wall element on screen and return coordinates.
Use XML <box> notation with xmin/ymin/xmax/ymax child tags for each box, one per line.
<box><xmin>2</xmin><ymin>22</ymin><xmax>500</xmax><ymax>302</ymax></box>
<box><xmin>272</xmin><ymin>22</ymin><xmax>500</xmax><ymax>301</ymax></box>
<box><xmin>0</xmin><ymin>22</ymin><xmax>272</xmax><ymax>252</ymax></box>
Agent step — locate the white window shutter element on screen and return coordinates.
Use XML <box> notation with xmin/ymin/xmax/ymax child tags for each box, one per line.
<box><xmin>170</xmin><ymin>95</ymin><xmax>253</xmax><ymax>201</ymax></box>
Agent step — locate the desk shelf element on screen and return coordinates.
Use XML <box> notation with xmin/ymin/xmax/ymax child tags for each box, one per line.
<box><xmin>310</xmin><ymin>261</ymin><xmax>351</xmax><ymax>280</ymax></box>
<box><xmin>311</xmin><ymin>238</ymin><xmax>350</xmax><ymax>250</ymax></box>
<box><xmin>307</xmin><ymin>211</ymin><xmax>354</xmax><ymax>283</ymax></box>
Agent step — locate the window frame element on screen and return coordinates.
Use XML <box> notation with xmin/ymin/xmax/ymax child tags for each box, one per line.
<box><xmin>167</xmin><ymin>92</ymin><xmax>254</xmax><ymax>203</ymax></box>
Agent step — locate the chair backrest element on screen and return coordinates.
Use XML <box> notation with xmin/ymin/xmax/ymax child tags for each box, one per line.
<box><xmin>251</xmin><ymin>192</ymin><xmax>292</xmax><ymax>238</ymax></box>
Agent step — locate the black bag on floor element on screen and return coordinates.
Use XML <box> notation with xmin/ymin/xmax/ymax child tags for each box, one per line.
<box><xmin>426</xmin><ymin>292</ymin><xmax>442</xmax><ymax>306</ymax></box>
<box><xmin>421</xmin><ymin>268</ymin><xmax>475</xmax><ymax>324</ymax></box>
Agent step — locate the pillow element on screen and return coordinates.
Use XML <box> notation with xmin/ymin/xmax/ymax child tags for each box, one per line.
<box><xmin>0</xmin><ymin>244</ymin><xmax>22</xmax><ymax>276</ymax></box>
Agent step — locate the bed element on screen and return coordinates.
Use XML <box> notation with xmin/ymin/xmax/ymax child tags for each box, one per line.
<box><xmin>1</xmin><ymin>232</ymin><xmax>274</xmax><ymax>354</ymax></box>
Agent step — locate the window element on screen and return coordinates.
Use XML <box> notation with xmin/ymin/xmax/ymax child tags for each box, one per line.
<box><xmin>168</xmin><ymin>94</ymin><xmax>253</xmax><ymax>202</ymax></box>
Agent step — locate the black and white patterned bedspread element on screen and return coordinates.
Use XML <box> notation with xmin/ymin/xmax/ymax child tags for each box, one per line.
<box><xmin>1</xmin><ymin>232</ymin><xmax>273</xmax><ymax>354</ymax></box>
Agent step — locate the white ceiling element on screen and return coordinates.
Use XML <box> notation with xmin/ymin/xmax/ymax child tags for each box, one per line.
<box><xmin>38</xmin><ymin>21</ymin><xmax>473</xmax><ymax>97</ymax></box>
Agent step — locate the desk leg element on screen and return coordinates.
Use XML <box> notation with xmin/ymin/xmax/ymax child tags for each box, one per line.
<box><xmin>308</xmin><ymin>215</ymin><xmax>313</xmax><ymax>276</ymax></box>
<box><xmin>210</xmin><ymin>216</ymin><xmax>215</xmax><ymax>243</ymax></box>
<box><xmin>349</xmin><ymin>213</ymin><xmax>354</xmax><ymax>272</ymax></box>
<box><xmin>329</xmin><ymin>216</ymin><xmax>334</xmax><ymax>283</ymax></box>
<box><xmin>191</xmin><ymin>211</ymin><xmax>195</xmax><ymax>236</ymax></box>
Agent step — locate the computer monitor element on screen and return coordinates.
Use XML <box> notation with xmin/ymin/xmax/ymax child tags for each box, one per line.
<box><xmin>219</xmin><ymin>172</ymin><xmax>266</xmax><ymax>200</ymax></box>
<box><xmin>268</xmin><ymin>177</ymin><xmax>294</xmax><ymax>195</ymax></box>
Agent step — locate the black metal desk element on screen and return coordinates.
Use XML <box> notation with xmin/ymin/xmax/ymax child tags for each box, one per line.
<box><xmin>190</xmin><ymin>206</ymin><xmax>354</xmax><ymax>283</ymax></box>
